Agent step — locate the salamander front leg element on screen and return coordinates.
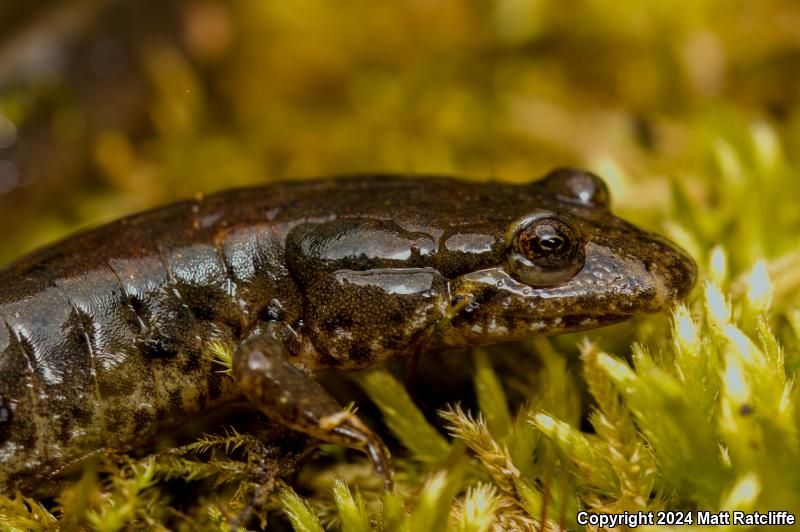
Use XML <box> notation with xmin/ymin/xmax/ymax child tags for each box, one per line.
<box><xmin>232</xmin><ymin>333</ymin><xmax>393</xmax><ymax>486</ymax></box>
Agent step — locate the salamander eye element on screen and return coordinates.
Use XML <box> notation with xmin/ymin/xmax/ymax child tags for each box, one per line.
<box><xmin>539</xmin><ymin>167</ymin><xmax>610</xmax><ymax>208</ymax></box>
<box><xmin>506</xmin><ymin>212</ymin><xmax>584</xmax><ymax>287</ymax></box>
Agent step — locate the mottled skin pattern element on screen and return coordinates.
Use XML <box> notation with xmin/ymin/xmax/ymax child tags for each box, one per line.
<box><xmin>0</xmin><ymin>169</ymin><xmax>696</xmax><ymax>493</ymax></box>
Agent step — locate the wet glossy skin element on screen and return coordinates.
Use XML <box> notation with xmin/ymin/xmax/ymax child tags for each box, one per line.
<box><xmin>0</xmin><ymin>169</ymin><xmax>696</xmax><ymax>492</ymax></box>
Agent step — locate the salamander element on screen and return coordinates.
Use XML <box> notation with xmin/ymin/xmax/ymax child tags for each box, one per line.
<box><xmin>0</xmin><ymin>169</ymin><xmax>696</xmax><ymax>492</ymax></box>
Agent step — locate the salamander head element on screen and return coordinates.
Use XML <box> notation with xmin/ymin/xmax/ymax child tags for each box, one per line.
<box><xmin>431</xmin><ymin>168</ymin><xmax>697</xmax><ymax>349</ymax></box>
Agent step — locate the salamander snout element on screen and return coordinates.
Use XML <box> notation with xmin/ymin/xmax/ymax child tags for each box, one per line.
<box><xmin>642</xmin><ymin>236</ymin><xmax>697</xmax><ymax>305</ymax></box>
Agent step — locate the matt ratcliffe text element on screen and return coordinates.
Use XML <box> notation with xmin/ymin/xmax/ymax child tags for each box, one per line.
<box><xmin>696</xmin><ymin>510</ymin><xmax>795</xmax><ymax>526</ymax></box>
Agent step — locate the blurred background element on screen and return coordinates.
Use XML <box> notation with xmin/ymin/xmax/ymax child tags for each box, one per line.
<box><xmin>3</xmin><ymin>2</ymin><xmax>800</xmax><ymax>527</ymax></box>
<box><xmin>1</xmin><ymin>0</ymin><xmax>799</xmax><ymax>270</ymax></box>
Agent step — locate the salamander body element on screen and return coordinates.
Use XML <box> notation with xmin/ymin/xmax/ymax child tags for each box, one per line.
<box><xmin>0</xmin><ymin>170</ymin><xmax>696</xmax><ymax>492</ymax></box>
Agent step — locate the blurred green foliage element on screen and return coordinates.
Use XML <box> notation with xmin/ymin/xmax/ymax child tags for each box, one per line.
<box><xmin>1</xmin><ymin>0</ymin><xmax>800</xmax><ymax>530</ymax></box>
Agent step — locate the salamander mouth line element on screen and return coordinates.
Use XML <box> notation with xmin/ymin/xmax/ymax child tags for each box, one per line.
<box><xmin>435</xmin><ymin>301</ymin><xmax>635</xmax><ymax>331</ymax></box>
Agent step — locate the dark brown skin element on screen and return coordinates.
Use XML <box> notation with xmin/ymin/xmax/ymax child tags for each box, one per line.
<box><xmin>0</xmin><ymin>169</ymin><xmax>696</xmax><ymax>493</ymax></box>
